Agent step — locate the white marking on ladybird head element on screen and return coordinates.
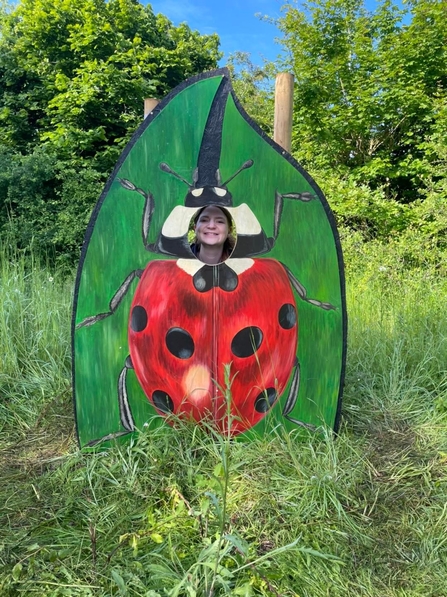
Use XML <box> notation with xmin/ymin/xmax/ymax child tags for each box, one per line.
<box><xmin>213</xmin><ymin>187</ymin><xmax>227</xmax><ymax>197</ymax></box>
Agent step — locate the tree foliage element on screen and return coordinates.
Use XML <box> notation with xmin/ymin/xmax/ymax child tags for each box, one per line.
<box><xmin>1</xmin><ymin>0</ymin><xmax>446</xmax><ymax>259</ymax></box>
<box><xmin>278</xmin><ymin>0</ymin><xmax>447</xmax><ymax>205</ymax></box>
<box><xmin>226</xmin><ymin>52</ymin><xmax>276</xmax><ymax>137</ymax></box>
<box><xmin>0</xmin><ymin>0</ymin><xmax>220</xmax><ymax>261</ymax></box>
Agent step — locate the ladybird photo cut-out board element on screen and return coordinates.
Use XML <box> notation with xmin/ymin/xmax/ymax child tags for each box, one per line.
<box><xmin>72</xmin><ymin>68</ymin><xmax>347</xmax><ymax>448</ymax></box>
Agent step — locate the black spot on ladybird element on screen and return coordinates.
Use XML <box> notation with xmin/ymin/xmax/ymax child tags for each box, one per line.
<box><xmin>193</xmin><ymin>268</ymin><xmax>211</xmax><ymax>292</ymax></box>
<box><xmin>219</xmin><ymin>265</ymin><xmax>238</xmax><ymax>291</ymax></box>
<box><xmin>152</xmin><ymin>390</ymin><xmax>174</xmax><ymax>413</ymax></box>
<box><xmin>254</xmin><ymin>388</ymin><xmax>277</xmax><ymax>413</ymax></box>
<box><xmin>231</xmin><ymin>326</ymin><xmax>263</xmax><ymax>358</ymax></box>
<box><xmin>166</xmin><ymin>327</ymin><xmax>195</xmax><ymax>359</ymax></box>
<box><xmin>278</xmin><ymin>303</ymin><xmax>297</xmax><ymax>329</ymax></box>
<box><xmin>131</xmin><ymin>305</ymin><xmax>148</xmax><ymax>332</ymax></box>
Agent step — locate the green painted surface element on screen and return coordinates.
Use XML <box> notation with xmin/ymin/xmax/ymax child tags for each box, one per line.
<box><xmin>73</xmin><ymin>70</ymin><xmax>346</xmax><ymax>448</ymax></box>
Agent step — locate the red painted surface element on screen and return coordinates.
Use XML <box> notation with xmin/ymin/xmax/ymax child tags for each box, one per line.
<box><xmin>128</xmin><ymin>259</ymin><xmax>298</xmax><ymax>435</ymax></box>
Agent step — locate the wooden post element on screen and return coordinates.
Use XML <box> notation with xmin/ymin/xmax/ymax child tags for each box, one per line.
<box><xmin>144</xmin><ymin>98</ymin><xmax>160</xmax><ymax>118</ymax></box>
<box><xmin>274</xmin><ymin>73</ymin><xmax>294</xmax><ymax>153</ymax></box>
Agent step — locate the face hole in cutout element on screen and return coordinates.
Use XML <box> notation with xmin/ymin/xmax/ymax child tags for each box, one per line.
<box><xmin>188</xmin><ymin>205</ymin><xmax>237</xmax><ymax>263</ymax></box>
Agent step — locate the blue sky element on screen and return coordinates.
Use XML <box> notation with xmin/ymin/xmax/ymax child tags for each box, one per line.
<box><xmin>147</xmin><ymin>0</ymin><xmax>293</xmax><ymax>66</ymax></box>
<box><xmin>146</xmin><ymin>1</ymin><xmax>407</xmax><ymax>67</ymax></box>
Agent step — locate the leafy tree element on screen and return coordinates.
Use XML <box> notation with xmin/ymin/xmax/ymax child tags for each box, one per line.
<box><xmin>0</xmin><ymin>0</ymin><xmax>220</xmax><ymax>261</ymax></box>
<box><xmin>226</xmin><ymin>52</ymin><xmax>276</xmax><ymax>137</ymax></box>
<box><xmin>277</xmin><ymin>0</ymin><xmax>447</xmax><ymax>203</ymax></box>
<box><xmin>0</xmin><ymin>0</ymin><xmax>220</xmax><ymax>165</ymax></box>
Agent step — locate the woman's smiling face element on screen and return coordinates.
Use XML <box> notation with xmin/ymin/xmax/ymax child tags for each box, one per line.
<box><xmin>194</xmin><ymin>205</ymin><xmax>230</xmax><ymax>248</ymax></box>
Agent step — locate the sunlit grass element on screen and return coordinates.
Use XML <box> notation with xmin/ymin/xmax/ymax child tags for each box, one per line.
<box><xmin>0</xmin><ymin>239</ymin><xmax>446</xmax><ymax>596</ymax></box>
<box><xmin>0</xmin><ymin>245</ymin><xmax>73</xmax><ymax>445</ymax></box>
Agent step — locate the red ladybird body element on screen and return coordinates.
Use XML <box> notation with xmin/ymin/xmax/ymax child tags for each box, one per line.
<box><xmin>128</xmin><ymin>258</ymin><xmax>298</xmax><ymax>435</ymax></box>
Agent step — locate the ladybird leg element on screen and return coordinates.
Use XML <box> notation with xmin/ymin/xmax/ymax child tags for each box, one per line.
<box><xmin>283</xmin><ymin>358</ymin><xmax>316</xmax><ymax>431</ymax></box>
<box><xmin>281</xmin><ymin>263</ymin><xmax>336</xmax><ymax>311</ymax></box>
<box><xmin>118</xmin><ymin>355</ymin><xmax>135</xmax><ymax>432</ymax></box>
<box><xmin>118</xmin><ymin>179</ymin><xmax>158</xmax><ymax>253</ymax></box>
<box><xmin>79</xmin><ymin>356</ymin><xmax>135</xmax><ymax>446</ymax></box>
<box><xmin>269</xmin><ymin>191</ymin><xmax>316</xmax><ymax>247</ymax></box>
<box><xmin>282</xmin><ymin>356</ymin><xmax>300</xmax><ymax>416</ymax></box>
<box><xmin>76</xmin><ymin>269</ymin><xmax>144</xmax><ymax>328</ymax></box>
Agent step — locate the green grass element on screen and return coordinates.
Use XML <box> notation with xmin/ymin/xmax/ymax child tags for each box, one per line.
<box><xmin>0</xmin><ymin>245</ymin><xmax>73</xmax><ymax>447</ymax></box>
<box><xmin>1</xmin><ymin>239</ymin><xmax>446</xmax><ymax>596</ymax></box>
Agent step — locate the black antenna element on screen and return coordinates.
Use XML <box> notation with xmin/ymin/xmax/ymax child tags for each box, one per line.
<box><xmin>222</xmin><ymin>160</ymin><xmax>254</xmax><ymax>186</ymax></box>
<box><xmin>159</xmin><ymin>162</ymin><xmax>191</xmax><ymax>186</ymax></box>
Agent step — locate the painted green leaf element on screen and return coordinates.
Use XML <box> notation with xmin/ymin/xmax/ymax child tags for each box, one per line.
<box><xmin>72</xmin><ymin>68</ymin><xmax>346</xmax><ymax>448</ymax></box>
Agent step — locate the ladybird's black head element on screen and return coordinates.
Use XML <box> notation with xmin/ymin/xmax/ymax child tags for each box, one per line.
<box><xmin>187</xmin><ymin>163</ymin><xmax>232</xmax><ymax>206</ymax></box>
<box><xmin>185</xmin><ymin>185</ymin><xmax>232</xmax><ymax>208</ymax></box>
<box><xmin>159</xmin><ymin>161</ymin><xmax>232</xmax><ymax>206</ymax></box>
<box><xmin>159</xmin><ymin>159</ymin><xmax>253</xmax><ymax>208</ymax></box>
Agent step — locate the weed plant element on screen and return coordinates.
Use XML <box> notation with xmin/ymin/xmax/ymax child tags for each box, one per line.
<box><xmin>1</xmin><ymin>239</ymin><xmax>446</xmax><ymax>596</ymax></box>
